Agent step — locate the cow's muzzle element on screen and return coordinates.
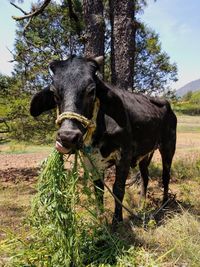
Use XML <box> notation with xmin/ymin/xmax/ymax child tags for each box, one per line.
<box><xmin>56</xmin><ymin>125</ymin><xmax>83</xmax><ymax>154</ymax></box>
<box><xmin>55</xmin><ymin>99</ymin><xmax>100</xmax><ymax>154</ymax></box>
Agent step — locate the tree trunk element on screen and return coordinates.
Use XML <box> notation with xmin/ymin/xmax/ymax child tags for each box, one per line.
<box><xmin>109</xmin><ymin>0</ymin><xmax>135</xmax><ymax>90</ymax></box>
<box><xmin>83</xmin><ymin>0</ymin><xmax>105</xmax><ymax>58</ymax></box>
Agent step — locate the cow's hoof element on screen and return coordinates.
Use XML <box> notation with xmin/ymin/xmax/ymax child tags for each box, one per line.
<box><xmin>111</xmin><ymin>217</ymin><xmax>123</xmax><ymax>232</ymax></box>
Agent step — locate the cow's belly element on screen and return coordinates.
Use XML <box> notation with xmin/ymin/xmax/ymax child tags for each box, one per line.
<box><xmin>82</xmin><ymin>147</ymin><xmax>121</xmax><ymax>175</ymax></box>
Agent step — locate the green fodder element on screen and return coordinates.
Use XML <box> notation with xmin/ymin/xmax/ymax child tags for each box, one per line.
<box><xmin>1</xmin><ymin>150</ymin><xmax>127</xmax><ymax>267</ymax></box>
<box><xmin>31</xmin><ymin>150</ymin><xmax>81</xmax><ymax>266</ymax></box>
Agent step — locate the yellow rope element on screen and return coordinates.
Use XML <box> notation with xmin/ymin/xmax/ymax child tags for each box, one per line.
<box><xmin>56</xmin><ymin>98</ymin><xmax>100</xmax><ymax>145</ymax></box>
<box><xmin>56</xmin><ymin>112</ymin><xmax>92</xmax><ymax>128</ymax></box>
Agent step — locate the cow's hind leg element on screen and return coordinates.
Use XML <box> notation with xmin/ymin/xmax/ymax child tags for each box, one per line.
<box><xmin>159</xmin><ymin>109</ymin><xmax>176</xmax><ymax>204</ymax></box>
<box><xmin>159</xmin><ymin>134</ymin><xmax>176</xmax><ymax>204</ymax></box>
<box><xmin>160</xmin><ymin>150</ymin><xmax>174</xmax><ymax>204</ymax></box>
<box><xmin>139</xmin><ymin>152</ymin><xmax>153</xmax><ymax>207</ymax></box>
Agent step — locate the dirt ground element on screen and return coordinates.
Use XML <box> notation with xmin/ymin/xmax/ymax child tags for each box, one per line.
<box><xmin>0</xmin><ymin>152</ymin><xmax>49</xmax><ymax>183</ymax></box>
<box><xmin>0</xmin><ymin>133</ymin><xmax>200</xmax><ymax>181</ymax></box>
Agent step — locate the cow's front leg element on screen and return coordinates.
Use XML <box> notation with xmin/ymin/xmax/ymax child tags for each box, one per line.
<box><xmin>94</xmin><ymin>177</ymin><xmax>104</xmax><ymax>213</ymax></box>
<box><xmin>112</xmin><ymin>157</ymin><xmax>131</xmax><ymax>225</ymax></box>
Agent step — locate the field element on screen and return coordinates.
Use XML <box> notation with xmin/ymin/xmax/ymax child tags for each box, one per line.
<box><xmin>0</xmin><ymin>114</ymin><xmax>200</xmax><ymax>266</ymax></box>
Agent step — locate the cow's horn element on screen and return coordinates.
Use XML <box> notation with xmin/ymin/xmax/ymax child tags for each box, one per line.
<box><xmin>94</xmin><ymin>56</ymin><xmax>104</xmax><ymax>66</ymax></box>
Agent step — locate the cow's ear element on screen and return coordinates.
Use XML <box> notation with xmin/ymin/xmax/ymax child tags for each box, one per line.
<box><xmin>30</xmin><ymin>86</ymin><xmax>56</xmax><ymax>117</ymax></box>
<box><xmin>88</xmin><ymin>56</ymin><xmax>104</xmax><ymax>70</ymax></box>
<box><xmin>49</xmin><ymin>60</ymin><xmax>60</xmax><ymax>74</ymax></box>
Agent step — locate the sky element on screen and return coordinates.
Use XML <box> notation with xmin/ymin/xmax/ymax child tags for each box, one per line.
<box><xmin>142</xmin><ymin>0</ymin><xmax>200</xmax><ymax>89</ymax></box>
<box><xmin>0</xmin><ymin>0</ymin><xmax>199</xmax><ymax>90</ymax></box>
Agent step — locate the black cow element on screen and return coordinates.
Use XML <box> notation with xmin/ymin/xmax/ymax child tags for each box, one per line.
<box><xmin>30</xmin><ymin>56</ymin><xmax>177</xmax><ymax>225</ymax></box>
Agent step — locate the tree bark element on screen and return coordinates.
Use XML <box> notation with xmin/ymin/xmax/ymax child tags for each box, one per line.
<box><xmin>83</xmin><ymin>0</ymin><xmax>105</xmax><ymax>58</ymax></box>
<box><xmin>109</xmin><ymin>0</ymin><xmax>135</xmax><ymax>90</ymax></box>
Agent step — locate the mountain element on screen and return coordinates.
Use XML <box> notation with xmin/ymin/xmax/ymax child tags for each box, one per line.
<box><xmin>176</xmin><ymin>79</ymin><xmax>200</xmax><ymax>97</ymax></box>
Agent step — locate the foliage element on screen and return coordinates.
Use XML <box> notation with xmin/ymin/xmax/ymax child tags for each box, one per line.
<box><xmin>134</xmin><ymin>24</ymin><xmax>177</xmax><ymax>94</ymax></box>
<box><xmin>0</xmin><ymin>72</ymin><xmax>56</xmax><ymax>143</ymax></box>
<box><xmin>13</xmin><ymin>1</ymin><xmax>84</xmax><ymax>90</ymax></box>
<box><xmin>188</xmin><ymin>89</ymin><xmax>200</xmax><ymax>103</ymax></box>
<box><xmin>173</xmin><ymin>90</ymin><xmax>200</xmax><ymax>115</ymax></box>
<box><xmin>12</xmin><ymin>1</ymin><xmax>177</xmax><ymax>95</ymax></box>
<box><xmin>0</xmin><ymin>74</ymin><xmax>15</xmax><ymax>118</ymax></box>
<box><xmin>182</xmin><ymin>90</ymin><xmax>193</xmax><ymax>101</ymax></box>
<box><xmin>0</xmin><ymin>1</ymin><xmax>85</xmax><ymax>143</ymax></box>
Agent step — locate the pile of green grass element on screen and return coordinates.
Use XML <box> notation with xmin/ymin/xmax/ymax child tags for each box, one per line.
<box><xmin>1</xmin><ymin>150</ymin><xmax>128</xmax><ymax>267</ymax></box>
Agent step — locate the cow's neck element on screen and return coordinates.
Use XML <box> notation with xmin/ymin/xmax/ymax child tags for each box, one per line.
<box><xmin>95</xmin><ymin>79</ymin><xmax>127</xmax><ymax>128</ymax></box>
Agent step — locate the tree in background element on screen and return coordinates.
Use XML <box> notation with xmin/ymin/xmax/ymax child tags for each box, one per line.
<box><xmin>83</xmin><ymin>0</ymin><xmax>104</xmax><ymax>58</ymax></box>
<box><xmin>11</xmin><ymin>0</ymin><xmax>177</xmax><ymax>94</ymax></box>
<box><xmin>135</xmin><ymin>24</ymin><xmax>177</xmax><ymax>94</ymax></box>
<box><xmin>109</xmin><ymin>0</ymin><xmax>135</xmax><ymax>90</ymax></box>
<box><xmin>4</xmin><ymin>0</ymin><xmax>177</xmax><ymax>143</ymax></box>
<box><xmin>0</xmin><ymin>74</ymin><xmax>15</xmax><ymax>140</ymax></box>
<box><xmin>13</xmin><ymin>1</ymin><xmax>84</xmax><ymax>91</ymax></box>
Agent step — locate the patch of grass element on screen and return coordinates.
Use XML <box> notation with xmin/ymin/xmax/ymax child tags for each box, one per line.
<box><xmin>177</xmin><ymin>115</ymin><xmax>200</xmax><ymax>133</ymax></box>
<box><xmin>116</xmin><ymin>247</ymin><xmax>158</xmax><ymax>267</ymax></box>
<box><xmin>0</xmin><ymin>182</ymin><xmax>35</xmax><ymax>240</ymax></box>
<box><xmin>177</xmin><ymin>180</ymin><xmax>200</xmax><ymax>214</ymax></box>
<box><xmin>0</xmin><ymin>141</ymin><xmax>52</xmax><ymax>154</ymax></box>
<box><xmin>146</xmin><ymin>155</ymin><xmax>200</xmax><ymax>182</ymax></box>
<box><xmin>149</xmin><ymin>162</ymin><xmax>162</xmax><ymax>179</ymax></box>
<box><xmin>173</xmin><ymin>156</ymin><xmax>200</xmax><ymax>180</ymax></box>
<box><xmin>177</xmin><ymin>124</ymin><xmax>200</xmax><ymax>133</ymax></box>
<box><xmin>142</xmin><ymin>211</ymin><xmax>200</xmax><ymax>266</ymax></box>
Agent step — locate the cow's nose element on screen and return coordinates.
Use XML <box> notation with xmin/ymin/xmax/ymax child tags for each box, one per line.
<box><xmin>57</xmin><ymin>129</ymin><xmax>82</xmax><ymax>148</ymax></box>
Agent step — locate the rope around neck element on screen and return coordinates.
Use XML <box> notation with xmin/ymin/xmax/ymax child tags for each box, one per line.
<box><xmin>56</xmin><ymin>98</ymin><xmax>100</xmax><ymax>146</ymax></box>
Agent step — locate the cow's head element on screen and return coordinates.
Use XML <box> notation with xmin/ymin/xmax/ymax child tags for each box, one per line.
<box><xmin>30</xmin><ymin>56</ymin><xmax>103</xmax><ymax>154</ymax></box>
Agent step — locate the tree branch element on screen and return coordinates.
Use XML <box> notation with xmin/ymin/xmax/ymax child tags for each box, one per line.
<box><xmin>11</xmin><ymin>0</ymin><xmax>51</xmax><ymax>21</ymax></box>
<box><xmin>10</xmin><ymin>2</ymin><xmax>28</xmax><ymax>15</ymax></box>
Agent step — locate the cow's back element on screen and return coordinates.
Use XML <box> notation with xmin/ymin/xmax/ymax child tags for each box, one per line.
<box><xmin>120</xmin><ymin>91</ymin><xmax>176</xmax><ymax>157</ymax></box>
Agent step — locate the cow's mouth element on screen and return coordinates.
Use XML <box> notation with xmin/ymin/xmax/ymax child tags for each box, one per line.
<box><xmin>55</xmin><ymin>141</ymin><xmax>71</xmax><ymax>154</ymax></box>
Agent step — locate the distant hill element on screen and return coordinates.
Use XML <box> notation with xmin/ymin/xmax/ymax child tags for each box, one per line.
<box><xmin>176</xmin><ymin>79</ymin><xmax>200</xmax><ymax>97</ymax></box>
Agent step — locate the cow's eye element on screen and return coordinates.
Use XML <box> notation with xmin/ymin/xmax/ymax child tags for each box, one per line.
<box><xmin>50</xmin><ymin>84</ymin><xmax>61</xmax><ymax>104</ymax></box>
<box><xmin>53</xmin><ymin>90</ymin><xmax>61</xmax><ymax>104</ymax></box>
<box><xmin>86</xmin><ymin>84</ymin><xmax>95</xmax><ymax>97</ymax></box>
<box><xmin>54</xmin><ymin>93</ymin><xmax>61</xmax><ymax>104</ymax></box>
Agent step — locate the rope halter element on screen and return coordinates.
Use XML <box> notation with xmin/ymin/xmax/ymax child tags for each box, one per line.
<box><xmin>55</xmin><ymin>98</ymin><xmax>100</xmax><ymax>146</ymax></box>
